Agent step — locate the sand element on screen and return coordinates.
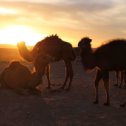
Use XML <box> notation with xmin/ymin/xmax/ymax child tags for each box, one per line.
<box><xmin>0</xmin><ymin>59</ymin><xmax>126</xmax><ymax>126</ymax></box>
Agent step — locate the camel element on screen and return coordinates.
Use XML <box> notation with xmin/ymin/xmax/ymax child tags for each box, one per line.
<box><xmin>78</xmin><ymin>37</ymin><xmax>126</xmax><ymax>106</ymax></box>
<box><xmin>17</xmin><ymin>35</ymin><xmax>76</xmax><ymax>91</ymax></box>
<box><xmin>0</xmin><ymin>61</ymin><xmax>43</xmax><ymax>94</ymax></box>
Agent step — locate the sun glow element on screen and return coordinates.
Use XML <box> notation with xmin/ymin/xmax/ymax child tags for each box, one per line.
<box><xmin>0</xmin><ymin>25</ymin><xmax>45</xmax><ymax>46</ymax></box>
<box><xmin>0</xmin><ymin>7</ymin><xmax>17</xmax><ymax>14</ymax></box>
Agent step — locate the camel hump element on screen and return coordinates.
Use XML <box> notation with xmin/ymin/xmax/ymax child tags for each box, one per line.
<box><xmin>95</xmin><ymin>39</ymin><xmax>126</xmax><ymax>55</ymax></box>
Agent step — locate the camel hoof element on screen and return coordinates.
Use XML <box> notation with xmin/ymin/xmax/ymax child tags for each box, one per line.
<box><xmin>93</xmin><ymin>101</ymin><xmax>98</xmax><ymax>104</ymax></box>
<box><xmin>104</xmin><ymin>102</ymin><xmax>110</xmax><ymax>106</ymax></box>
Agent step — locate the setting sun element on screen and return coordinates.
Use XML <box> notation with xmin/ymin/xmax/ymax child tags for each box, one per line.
<box><xmin>0</xmin><ymin>25</ymin><xmax>45</xmax><ymax>46</ymax></box>
<box><xmin>0</xmin><ymin>7</ymin><xmax>17</xmax><ymax>15</ymax></box>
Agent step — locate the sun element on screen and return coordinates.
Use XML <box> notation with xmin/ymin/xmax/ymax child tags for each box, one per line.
<box><xmin>0</xmin><ymin>25</ymin><xmax>45</xmax><ymax>46</ymax></box>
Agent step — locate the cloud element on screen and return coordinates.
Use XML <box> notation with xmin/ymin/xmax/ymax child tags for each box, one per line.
<box><xmin>0</xmin><ymin>0</ymin><xmax>126</xmax><ymax>47</ymax></box>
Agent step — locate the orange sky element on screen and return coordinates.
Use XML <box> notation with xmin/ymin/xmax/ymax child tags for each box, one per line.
<box><xmin>0</xmin><ymin>0</ymin><xmax>126</xmax><ymax>48</ymax></box>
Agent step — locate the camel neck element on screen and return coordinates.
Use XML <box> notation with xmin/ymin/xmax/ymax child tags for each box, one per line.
<box><xmin>80</xmin><ymin>48</ymin><xmax>96</xmax><ymax>70</ymax></box>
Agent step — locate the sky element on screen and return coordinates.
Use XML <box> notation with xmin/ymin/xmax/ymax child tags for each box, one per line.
<box><xmin>0</xmin><ymin>0</ymin><xmax>126</xmax><ymax>47</ymax></box>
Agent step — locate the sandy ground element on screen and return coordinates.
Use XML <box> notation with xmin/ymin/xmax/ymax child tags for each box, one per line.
<box><xmin>0</xmin><ymin>60</ymin><xmax>126</xmax><ymax>126</ymax></box>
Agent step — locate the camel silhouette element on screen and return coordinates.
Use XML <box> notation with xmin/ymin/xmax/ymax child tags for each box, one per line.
<box><xmin>17</xmin><ymin>35</ymin><xmax>75</xmax><ymax>91</ymax></box>
<box><xmin>78</xmin><ymin>37</ymin><xmax>126</xmax><ymax>105</ymax></box>
<box><xmin>0</xmin><ymin>61</ymin><xmax>42</xmax><ymax>95</ymax></box>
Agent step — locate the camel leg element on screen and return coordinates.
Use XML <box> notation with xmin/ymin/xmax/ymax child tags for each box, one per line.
<box><xmin>119</xmin><ymin>71</ymin><xmax>124</xmax><ymax>88</ymax></box>
<box><xmin>122</xmin><ymin>71</ymin><xmax>126</xmax><ymax>89</ymax></box>
<box><xmin>94</xmin><ymin>70</ymin><xmax>103</xmax><ymax>104</ymax></box>
<box><xmin>33</xmin><ymin>56</ymin><xmax>47</xmax><ymax>88</ymax></box>
<box><xmin>60</xmin><ymin>61</ymin><xmax>70</xmax><ymax>90</ymax></box>
<box><xmin>102</xmin><ymin>71</ymin><xmax>110</xmax><ymax>106</ymax></box>
<box><xmin>114</xmin><ymin>71</ymin><xmax>119</xmax><ymax>86</ymax></box>
<box><xmin>120</xmin><ymin>77</ymin><xmax>126</xmax><ymax>108</ymax></box>
<box><xmin>45</xmin><ymin>65</ymin><xmax>51</xmax><ymax>89</ymax></box>
<box><xmin>66</xmin><ymin>62</ymin><xmax>73</xmax><ymax>91</ymax></box>
<box><xmin>120</xmin><ymin>73</ymin><xmax>126</xmax><ymax>107</ymax></box>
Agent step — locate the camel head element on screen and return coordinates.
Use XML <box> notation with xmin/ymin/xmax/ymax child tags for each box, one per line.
<box><xmin>78</xmin><ymin>37</ymin><xmax>92</xmax><ymax>49</ymax></box>
<box><xmin>78</xmin><ymin>37</ymin><xmax>96</xmax><ymax>70</ymax></box>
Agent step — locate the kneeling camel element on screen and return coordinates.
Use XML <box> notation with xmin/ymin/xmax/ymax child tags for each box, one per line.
<box><xmin>0</xmin><ymin>61</ymin><xmax>42</xmax><ymax>94</ymax></box>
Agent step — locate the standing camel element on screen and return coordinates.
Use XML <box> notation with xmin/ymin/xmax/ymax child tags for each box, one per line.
<box><xmin>78</xmin><ymin>37</ymin><xmax>126</xmax><ymax>106</ymax></box>
<box><xmin>0</xmin><ymin>61</ymin><xmax>42</xmax><ymax>94</ymax></box>
<box><xmin>17</xmin><ymin>35</ymin><xmax>75</xmax><ymax>91</ymax></box>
